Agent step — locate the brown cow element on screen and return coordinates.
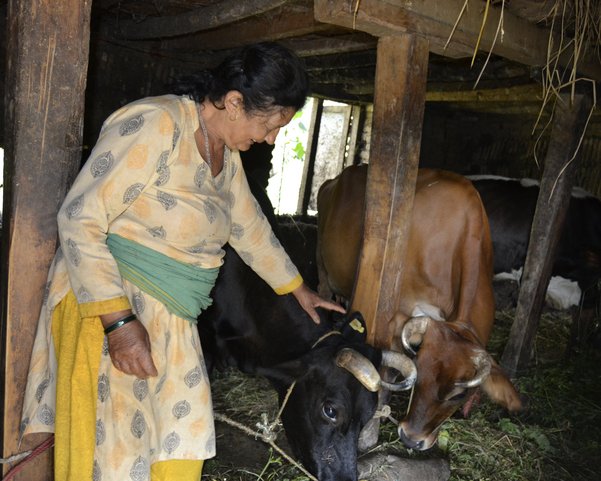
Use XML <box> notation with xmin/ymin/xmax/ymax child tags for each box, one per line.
<box><xmin>317</xmin><ymin>165</ymin><xmax>522</xmax><ymax>451</ymax></box>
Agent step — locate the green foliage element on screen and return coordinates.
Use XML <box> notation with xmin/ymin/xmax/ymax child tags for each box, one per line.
<box><xmin>292</xmin><ymin>141</ymin><xmax>305</xmax><ymax>160</ymax></box>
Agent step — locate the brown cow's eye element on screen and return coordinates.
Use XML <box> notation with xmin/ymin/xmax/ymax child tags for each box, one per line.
<box><xmin>322</xmin><ymin>401</ymin><xmax>337</xmax><ymax>421</ymax></box>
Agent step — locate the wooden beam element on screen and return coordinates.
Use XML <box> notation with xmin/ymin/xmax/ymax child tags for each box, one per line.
<box><xmin>299</xmin><ymin>98</ymin><xmax>324</xmax><ymax>215</ymax></box>
<box><xmin>350</xmin><ymin>34</ymin><xmax>429</xmax><ymax>347</ymax></box>
<box><xmin>308</xmin><ymin>65</ymin><xmax>376</xmax><ymax>85</ymax></box>
<box><xmin>283</xmin><ymin>32</ymin><xmax>377</xmax><ymax>57</ymax></box>
<box><xmin>310</xmin><ymin>85</ymin><xmax>374</xmax><ymax>104</ymax></box>
<box><xmin>1</xmin><ymin>0</ymin><xmax>91</xmax><ymax>479</ymax></box>
<box><xmin>114</xmin><ymin>0</ymin><xmax>293</xmax><ymax>39</ymax></box>
<box><xmin>108</xmin><ymin>1</ymin><xmax>332</xmax><ymax>58</ymax></box>
<box><xmin>501</xmin><ymin>92</ymin><xmax>593</xmax><ymax>376</ymax></box>
<box><xmin>345</xmin><ymin>105</ymin><xmax>364</xmax><ymax>168</ymax></box>
<box><xmin>426</xmin><ymin>83</ymin><xmax>542</xmax><ymax>102</ymax></box>
<box><xmin>314</xmin><ymin>0</ymin><xmax>601</xmax><ymax>80</ymax></box>
<box><xmin>304</xmin><ymin>49</ymin><xmax>377</xmax><ymax>70</ymax></box>
<box><xmin>194</xmin><ymin>7</ymin><xmax>333</xmax><ymax>51</ymax></box>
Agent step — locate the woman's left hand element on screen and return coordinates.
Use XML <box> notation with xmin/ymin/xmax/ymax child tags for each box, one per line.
<box><xmin>291</xmin><ymin>283</ymin><xmax>346</xmax><ymax>324</ymax></box>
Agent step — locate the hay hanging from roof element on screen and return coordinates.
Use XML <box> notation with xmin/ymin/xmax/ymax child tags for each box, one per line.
<box><xmin>531</xmin><ymin>0</ymin><xmax>598</xmax><ymax>166</ymax></box>
<box><xmin>449</xmin><ymin>1</ymin><xmax>599</xmax><ymax>166</ymax></box>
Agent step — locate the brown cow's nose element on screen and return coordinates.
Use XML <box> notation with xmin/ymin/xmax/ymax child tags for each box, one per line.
<box><xmin>399</xmin><ymin>428</ymin><xmax>424</xmax><ymax>450</ymax></box>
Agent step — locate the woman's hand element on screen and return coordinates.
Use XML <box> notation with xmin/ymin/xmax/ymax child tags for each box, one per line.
<box><xmin>101</xmin><ymin>311</ymin><xmax>158</xmax><ymax>378</ymax></box>
<box><xmin>291</xmin><ymin>283</ymin><xmax>346</xmax><ymax>324</ymax></box>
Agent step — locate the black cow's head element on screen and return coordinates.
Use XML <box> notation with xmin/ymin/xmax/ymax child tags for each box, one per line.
<box><xmin>259</xmin><ymin>314</ymin><xmax>416</xmax><ymax>481</ymax></box>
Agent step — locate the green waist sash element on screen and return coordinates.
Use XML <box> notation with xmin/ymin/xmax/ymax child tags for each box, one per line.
<box><xmin>106</xmin><ymin>233</ymin><xmax>219</xmax><ymax>324</ymax></box>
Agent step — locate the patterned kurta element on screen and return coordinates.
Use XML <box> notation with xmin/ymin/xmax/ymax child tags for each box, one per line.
<box><xmin>21</xmin><ymin>95</ymin><xmax>302</xmax><ymax>481</ymax></box>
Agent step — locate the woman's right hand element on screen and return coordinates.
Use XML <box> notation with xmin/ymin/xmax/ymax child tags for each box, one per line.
<box><xmin>102</xmin><ymin>312</ymin><xmax>158</xmax><ymax>378</ymax></box>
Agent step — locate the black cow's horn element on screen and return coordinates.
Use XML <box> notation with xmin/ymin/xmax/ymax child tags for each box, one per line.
<box><xmin>380</xmin><ymin>351</ymin><xmax>417</xmax><ymax>391</ymax></box>
<box><xmin>335</xmin><ymin>348</ymin><xmax>381</xmax><ymax>392</ymax></box>
<box><xmin>401</xmin><ymin>316</ymin><xmax>430</xmax><ymax>355</ymax></box>
<box><xmin>455</xmin><ymin>351</ymin><xmax>492</xmax><ymax>388</ymax></box>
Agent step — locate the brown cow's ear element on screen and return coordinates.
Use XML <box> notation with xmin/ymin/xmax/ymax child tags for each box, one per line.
<box><xmin>480</xmin><ymin>363</ymin><xmax>524</xmax><ymax>412</ymax></box>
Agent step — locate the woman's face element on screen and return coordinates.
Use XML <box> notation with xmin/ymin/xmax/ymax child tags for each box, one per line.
<box><xmin>228</xmin><ymin>106</ymin><xmax>296</xmax><ymax>152</ymax></box>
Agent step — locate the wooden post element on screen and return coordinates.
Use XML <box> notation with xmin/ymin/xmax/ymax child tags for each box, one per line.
<box><xmin>501</xmin><ymin>93</ymin><xmax>593</xmax><ymax>376</ymax></box>
<box><xmin>1</xmin><ymin>1</ymin><xmax>92</xmax><ymax>479</ymax></box>
<box><xmin>299</xmin><ymin>98</ymin><xmax>324</xmax><ymax>215</ymax></box>
<box><xmin>345</xmin><ymin>105</ymin><xmax>364</xmax><ymax>168</ymax></box>
<box><xmin>350</xmin><ymin>34</ymin><xmax>429</xmax><ymax>347</ymax></box>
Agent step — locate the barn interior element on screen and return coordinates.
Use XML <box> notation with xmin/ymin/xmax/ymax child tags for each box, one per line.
<box><xmin>1</xmin><ymin>1</ymin><xmax>600</xmax><ymax>480</ymax></box>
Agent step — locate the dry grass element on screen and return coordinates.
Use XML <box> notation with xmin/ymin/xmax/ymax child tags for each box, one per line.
<box><xmin>202</xmin><ymin>308</ymin><xmax>601</xmax><ymax>481</ymax></box>
<box><xmin>459</xmin><ymin>1</ymin><xmax>599</xmax><ymax>167</ymax></box>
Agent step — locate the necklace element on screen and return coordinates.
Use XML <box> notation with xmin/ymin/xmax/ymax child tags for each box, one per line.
<box><xmin>197</xmin><ymin>104</ymin><xmax>212</xmax><ymax>171</ymax></box>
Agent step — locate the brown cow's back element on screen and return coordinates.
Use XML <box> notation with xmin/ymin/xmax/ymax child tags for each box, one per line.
<box><xmin>317</xmin><ymin>165</ymin><xmax>495</xmax><ymax>345</ymax></box>
<box><xmin>317</xmin><ymin>166</ymin><xmax>366</xmax><ymax>299</ymax></box>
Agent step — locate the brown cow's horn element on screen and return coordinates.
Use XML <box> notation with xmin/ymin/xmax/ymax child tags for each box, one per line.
<box><xmin>380</xmin><ymin>351</ymin><xmax>417</xmax><ymax>391</ymax></box>
<box><xmin>401</xmin><ymin>316</ymin><xmax>430</xmax><ymax>355</ymax></box>
<box><xmin>335</xmin><ymin>348</ymin><xmax>381</xmax><ymax>392</ymax></box>
<box><xmin>455</xmin><ymin>351</ymin><xmax>492</xmax><ymax>388</ymax></box>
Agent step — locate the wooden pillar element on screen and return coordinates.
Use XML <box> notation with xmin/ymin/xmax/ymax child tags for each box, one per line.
<box><xmin>346</xmin><ymin>104</ymin><xmax>364</xmax><ymax>168</ymax></box>
<box><xmin>501</xmin><ymin>93</ymin><xmax>593</xmax><ymax>376</ymax></box>
<box><xmin>299</xmin><ymin>98</ymin><xmax>324</xmax><ymax>215</ymax></box>
<box><xmin>350</xmin><ymin>34</ymin><xmax>429</xmax><ymax>347</ymax></box>
<box><xmin>1</xmin><ymin>1</ymin><xmax>92</xmax><ymax>479</ymax></box>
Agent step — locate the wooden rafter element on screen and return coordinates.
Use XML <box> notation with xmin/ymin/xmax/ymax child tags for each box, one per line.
<box><xmin>136</xmin><ymin>1</ymin><xmax>331</xmax><ymax>52</ymax></box>
<box><xmin>113</xmin><ymin>0</ymin><xmax>293</xmax><ymax>39</ymax></box>
<box><xmin>314</xmin><ymin>0</ymin><xmax>601</xmax><ymax>80</ymax></box>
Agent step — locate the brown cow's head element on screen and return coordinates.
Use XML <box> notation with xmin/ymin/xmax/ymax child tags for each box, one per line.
<box><xmin>393</xmin><ymin>316</ymin><xmax>523</xmax><ymax>451</ymax></box>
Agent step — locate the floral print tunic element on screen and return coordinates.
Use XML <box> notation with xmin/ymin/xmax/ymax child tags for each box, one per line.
<box><xmin>21</xmin><ymin>95</ymin><xmax>302</xmax><ymax>481</ymax></box>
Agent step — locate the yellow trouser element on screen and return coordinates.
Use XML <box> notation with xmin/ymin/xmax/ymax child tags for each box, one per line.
<box><xmin>151</xmin><ymin>460</ymin><xmax>204</xmax><ymax>481</ymax></box>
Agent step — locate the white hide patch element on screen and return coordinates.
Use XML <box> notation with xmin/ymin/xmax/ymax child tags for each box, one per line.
<box><xmin>493</xmin><ymin>268</ymin><xmax>581</xmax><ymax>310</ymax></box>
<box><xmin>571</xmin><ymin>186</ymin><xmax>595</xmax><ymax>199</ymax></box>
<box><xmin>519</xmin><ymin>178</ymin><xmax>540</xmax><ymax>188</ymax></box>
<box><xmin>546</xmin><ymin>276</ymin><xmax>581</xmax><ymax>310</ymax></box>
<box><xmin>467</xmin><ymin>174</ymin><xmax>511</xmax><ymax>182</ymax></box>
<box><xmin>466</xmin><ymin>175</ymin><xmax>539</xmax><ymax>189</ymax></box>
<box><xmin>493</xmin><ymin>269</ymin><xmax>523</xmax><ymax>282</ymax></box>
<box><xmin>411</xmin><ymin>304</ymin><xmax>445</xmax><ymax>321</ymax></box>
<box><xmin>467</xmin><ymin>174</ymin><xmax>595</xmax><ymax>200</ymax></box>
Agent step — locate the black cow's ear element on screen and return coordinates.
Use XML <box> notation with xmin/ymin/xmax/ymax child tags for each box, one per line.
<box><xmin>339</xmin><ymin>312</ymin><xmax>368</xmax><ymax>342</ymax></box>
<box><xmin>257</xmin><ymin>359</ymin><xmax>306</xmax><ymax>392</ymax></box>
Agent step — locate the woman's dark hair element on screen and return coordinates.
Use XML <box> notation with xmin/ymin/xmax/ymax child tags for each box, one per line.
<box><xmin>171</xmin><ymin>42</ymin><xmax>310</xmax><ymax>113</ymax></box>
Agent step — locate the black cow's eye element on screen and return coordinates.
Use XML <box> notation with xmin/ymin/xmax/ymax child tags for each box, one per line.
<box><xmin>322</xmin><ymin>401</ymin><xmax>337</xmax><ymax>421</ymax></box>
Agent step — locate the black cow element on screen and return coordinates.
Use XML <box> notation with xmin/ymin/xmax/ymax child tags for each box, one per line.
<box><xmin>469</xmin><ymin>175</ymin><xmax>601</xmax><ymax>345</ymax></box>
<box><xmin>198</xmin><ymin>181</ymin><xmax>416</xmax><ymax>481</ymax></box>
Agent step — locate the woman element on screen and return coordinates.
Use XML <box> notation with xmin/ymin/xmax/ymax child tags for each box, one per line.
<box><xmin>21</xmin><ymin>42</ymin><xmax>344</xmax><ymax>481</ymax></box>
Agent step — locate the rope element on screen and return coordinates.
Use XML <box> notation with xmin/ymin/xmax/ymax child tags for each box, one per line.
<box><xmin>311</xmin><ymin>329</ymin><xmax>341</xmax><ymax>348</ymax></box>
<box><xmin>273</xmin><ymin>381</ymin><xmax>296</xmax><ymax>433</ymax></box>
<box><xmin>1</xmin><ymin>435</ymin><xmax>54</xmax><ymax>481</ymax></box>
<box><xmin>372</xmin><ymin>404</ymin><xmax>399</xmax><ymax>426</ymax></box>
<box><xmin>215</xmin><ymin>408</ymin><xmax>318</xmax><ymax>481</ymax></box>
<box><xmin>0</xmin><ymin>451</ymin><xmax>32</xmax><ymax>465</ymax></box>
